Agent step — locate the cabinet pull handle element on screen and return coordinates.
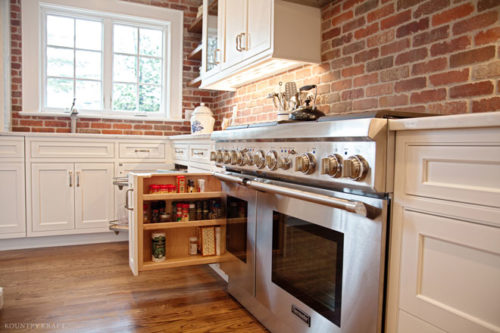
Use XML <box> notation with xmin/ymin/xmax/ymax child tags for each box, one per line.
<box><xmin>193</xmin><ymin>152</ymin><xmax>204</xmax><ymax>156</ymax></box>
<box><xmin>214</xmin><ymin>48</ymin><xmax>220</xmax><ymax>65</ymax></box>
<box><xmin>175</xmin><ymin>149</ymin><xmax>184</xmax><ymax>154</ymax></box>
<box><xmin>69</xmin><ymin>171</ymin><xmax>73</xmax><ymax>187</ymax></box>
<box><xmin>76</xmin><ymin>171</ymin><xmax>80</xmax><ymax>187</ymax></box>
<box><xmin>240</xmin><ymin>32</ymin><xmax>247</xmax><ymax>51</ymax></box>
<box><xmin>125</xmin><ymin>189</ymin><xmax>134</xmax><ymax>211</ymax></box>
<box><xmin>236</xmin><ymin>33</ymin><xmax>242</xmax><ymax>52</ymax></box>
<box><xmin>134</xmin><ymin>149</ymin><xmax>151</xmax><ymax>153</ymax></box>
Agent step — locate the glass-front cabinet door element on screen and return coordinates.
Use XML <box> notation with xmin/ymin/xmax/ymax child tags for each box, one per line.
<box><xmin>201</xmin><ymin>0</ymin><xmax>221</xmax><ymax>78</ymax></box>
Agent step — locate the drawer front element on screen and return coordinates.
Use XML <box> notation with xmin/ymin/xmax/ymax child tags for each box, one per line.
<box><xmin>173</xmin><ymin>144</ymin><xmax>188</xmax><ymax>161</ymax></box>
<box><xmin>119</xmin><ymin>142</ymin><xmax>165</xmax><ymax>159</ymax></box>
<box><xmin>405</xmin><ymin>145</ymin><xmax>500</xmax><ymax>208</ymax></box>
<box><xmin>189</xmin><ymin>144</ymin><xmax>211</xmax><ymax>164</ymax></box>
<box><xmin>0</xmin><ymin>138</ymin><xmax>24</xmax><ymax>158</ymax></box>
<box><xmin>31</xmin><ymin>140</ymin><xmax>114</xmax><ymax>158</ymax></box>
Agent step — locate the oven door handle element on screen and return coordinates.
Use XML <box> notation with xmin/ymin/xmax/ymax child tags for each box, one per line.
<box><xmin>213</xmin><ymin>172</ymin><xmax>368</xmax><ymax>217</ymax></box>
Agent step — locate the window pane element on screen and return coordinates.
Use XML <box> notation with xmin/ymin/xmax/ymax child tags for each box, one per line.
<box><xmin>47</xmin><ymin>15</ymin><xmax>74</xmax><ymax>48</ymax></box>
<box><xmin>139</xmin><ymin>85</ymin><xmax>161</xmax><ymax>112</ymax></box>
<box><xmin>140</xmin><ymin>28</ymin><xmax>162</xmax><ymax>56</ymax></box>
<box><xmin>76</xmin><ymin>80</ymin><xmax>102</xmax><ymax>110</ymax></box>
<box><xmin>113</xmin><ymin>83</ymin><xmax>137</xmax><ymax>111</ymax></box>
<box><xmin>140</xmin><ymin>57</ymin><xmax>161</xmax><ymax>85</ymax></box>
<box><xmin>114</xmin><ymin>25</ymin><xmax>137</xmax><ymax>54</ymax></box>
<box><xmin>113</xmin><ymin>55</ymin><xmax>137</xmax><ymax>82</ymax></box>
<box><xmin>47</xmin><ymin>47</ymin><xmax>74</xmax><ymax>78</ymax></box>
<box><xmin>47</xmin><ymin>78</ymin><xmax>73</xmax><ymax>108</ymax></box>
<box><xmin>76</xmin><ymin>50</ymin><xmax>101</xmax><ymax>80</ymax></box>
<box><xmin>76</xmin><ymin>19</ymin><xmax>102</xmax><ymax>51</ymax></box>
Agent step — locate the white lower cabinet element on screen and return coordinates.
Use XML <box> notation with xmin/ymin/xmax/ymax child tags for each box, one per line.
<box><xmin>0</xmin><ymin>162</ymin><xmax>26</xmax><ymax>237</ymax></box>
<box><xmin>31</xmin><ymin>162</ymin><xmax>114</xmax><ymax>234</ymax></box>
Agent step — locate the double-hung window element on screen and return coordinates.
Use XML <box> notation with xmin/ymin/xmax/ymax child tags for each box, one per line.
<box><xmin>22</xmin><ymin>0</ymin><xmax>183</xmax><ymax>120</ymax></box>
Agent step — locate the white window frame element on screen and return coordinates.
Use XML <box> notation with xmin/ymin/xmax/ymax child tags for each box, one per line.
<box><xmin>21</xmin><ymin>0</ymin><xmax>184</xmax><ymax>121</ymax></box>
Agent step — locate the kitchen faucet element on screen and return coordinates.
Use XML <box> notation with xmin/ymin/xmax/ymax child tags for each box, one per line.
<box><xmin>69</xmin><ymin>98</ymin><xmax>78</xmax><ymax>133</ymax></box>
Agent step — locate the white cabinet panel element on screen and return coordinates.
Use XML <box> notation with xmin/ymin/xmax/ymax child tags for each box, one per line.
<box><xmin>31</xmin><ymin>163</ymin><xmax>75</xmax><ymax>232</ymax></box>
<box><xmin>189</xmin><ymin>144</ymin><xmax>211</xmax><ymax>164</ymax></box>
<box><xmin>30</xmin><ymin>140</ymin><xmax>114</xmax><ymax>158</ymax></box>
<box><xmin>400</xmin><ymin>209</ymin><xmax>500</xmax><ymax>333</ymax></box>
<box><xmin>173</xmin><ymin>144</ymin><xmax>189</xmax><ymax>162</ymax></box>
<box><xmin>118</xmin><ymin>142</ymin><xmax>165</xmax><ymax>160</ymax></box>
<box><xmin>0</xmin><ymin>138</ymin><xmax>24</xmax><ymax>158</ymax></box>
<box><xmin>222</xmin><ymin>0</ymin><xmax>247</xmax><ymax>68</ymax></box>
<box><xmin>75</xmin><ymin>163</ymin><xmax>114</xmax><ymax>230</ymax></box>
<box><xmin>0</xmin><ymin>162</ymin><xmax>25</xmax><ymax>237</ymax></box>
<box><xmin>397</xmin><ymin>310</ymin><xmax>446</xmax><ymax>333</ymax></box>
<box><xmin>246</xmin><ymin>0</ymin><xmax>271</xmax><ymax>58</ymax></box>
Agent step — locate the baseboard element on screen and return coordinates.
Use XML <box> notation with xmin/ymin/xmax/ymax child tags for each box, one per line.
<box><xmin>209</xmin><ymin>263</ymin><xmax>228</xmax><ymax>282</ymax></box>
<box><xmin>0</xmin><ymin>232</ymin><xmax>128</xmax><ymax>251</ymax></box>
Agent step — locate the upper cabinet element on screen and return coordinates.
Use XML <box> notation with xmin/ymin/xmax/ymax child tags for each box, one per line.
<box><xmin>201</xmin><ymin>0</ymin><xmax>321</xmax><ymax>91</ymax></box>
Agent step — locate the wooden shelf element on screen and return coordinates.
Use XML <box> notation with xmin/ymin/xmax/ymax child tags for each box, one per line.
<box><xmin>142</xmin><ymin>252</ymin><xmax>232</xmax><ymax>270</ymax></box>
<box><xmin>143</xmin><ymin>191</ymin><xmax>224</xmax><ymax>201</ymax></box>
<box><xmin>187</xmin><ymin>76</ymin><xmax>202</xmax><ymax>88</ymax></box>
<box><xmin>143</xmin><ymin>219</ymin><xmax>226</xmax><ymax>230</ymax></box>
<box><xmin>188</xmin><ymin>44</ymin><xmax>203</xmax><ymax>61</ymax></box>
<box><xmin>188</xmin><ymin>15</ymin><xmax>203</xmax><ymax>33</ymax></box>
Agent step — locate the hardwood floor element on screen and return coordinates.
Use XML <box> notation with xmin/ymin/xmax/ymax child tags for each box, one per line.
<box><xmin>0</xmin><ymin>242</ymin><xmax>268</xmax><ymax>332</ymax></box>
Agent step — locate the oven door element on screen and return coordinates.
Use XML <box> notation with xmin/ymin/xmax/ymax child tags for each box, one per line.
<box><xmin>253</xmin><ymin>180</ymin><xmax>388</xmax><ymax>333</ymax></box>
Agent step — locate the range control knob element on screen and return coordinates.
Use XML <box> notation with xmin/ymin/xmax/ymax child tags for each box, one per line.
<box><xmin>230</xmin><ymin>150</ymin><xmax>242</xmax><ymax>165</ymax></box>
<box><xmin>278</xmin><ymin>156</ymin><xmax>292</xmax><ymax>170</ymax></box>
<box><xmin>321</xmin><ymin>154</ymin><xmax>343</xmax><ymax>178</ymax></box>
<box><xmin>344</xmin><ymin>155</ymin><xmax>369</xmax><ymax>180</ymax></box>
<box><xmin>210</xmin><ymin>151</ymin><xmax>217</xmax><ymax>161</ymax></box>
<box><xmin>223</xmin><ymin>151</ymin><xmax>231</xmax><ymax>164</ymax></box>
<box><xmin>253</xmin><ymin>150</ymin><xmax>266</xmax><ymax>169</ymax></box>
<box><xmin>215</xmin><ymin>150</ymin><xmax>223</xmax><ymax>163</ymax></box>
<box><xmin>243</xmin><ymin>152</ymin><xmax>253</xmax><ymax>166</ymax></box>
<box><xmin>265</xmin><ymin>151</ymin><xmax>278</xmax><ymax>170</ymax></box>
<box><xmin>295</xmin><ymin>153</ymin><xmax>316</xmax><ymax>174</ymax></box>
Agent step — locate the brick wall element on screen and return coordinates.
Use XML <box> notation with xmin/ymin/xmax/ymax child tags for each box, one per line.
<box><xmin>9</xmin><ymin>0</ymin><xmax>210</xmax><ymax>135</ymax></box>
<box><xmin>211</xmin><ymin>0</ymin><xmax>500</xmax><ymax>128</ymax></box>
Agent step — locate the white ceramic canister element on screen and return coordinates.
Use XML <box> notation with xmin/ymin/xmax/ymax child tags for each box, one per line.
<box><xmin>191</xmin><ymin>103</ymin><xmax>215</xmax><ymax>134</ymax></box>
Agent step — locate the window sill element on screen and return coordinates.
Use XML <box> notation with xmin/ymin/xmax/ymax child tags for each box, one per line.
<box><xmin>18</xmin><ymin>112</ymin><xmax>186</xmax><ymax>122</ymax></box>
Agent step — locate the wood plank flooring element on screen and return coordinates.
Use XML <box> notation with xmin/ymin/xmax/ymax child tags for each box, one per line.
<box><xmin>0</xmin><ymin>242</ymin><xmax>268</xmax><ymax>332</ymax></box>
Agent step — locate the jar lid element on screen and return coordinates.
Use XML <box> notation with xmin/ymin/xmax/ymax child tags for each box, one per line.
<box><xmin>192</xmin><ymin>103</ymin><xmax>213</xmax><ymax>116</ymax></box>
<box><xmin>189</xmin><ymin>237</ymin><xmax>197</xmax><ymax>241</ymax></box>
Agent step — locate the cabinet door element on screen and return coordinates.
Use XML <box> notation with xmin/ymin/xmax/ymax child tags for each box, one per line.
<box><xmin>75</xmin><ymin>163</ymin><xmax>114</xmax><ymax>230</ymax></box>
<box><xmin>31</xmin><ymin>163</ymin><xmax>75</xmax><ymax>232</ymax></box>
<box><xmin>221</xmin><ymin>0</ymin><xmax>247</xmax><ymax>68</ymax></box>
<box><xmin>0</xmin><ymin>162</ymin><xmax>26</xmax><ymax>237</ymax></box>
<box><xmin>246</xmin><ymin>0</ymin><xmax>272</xmax><ymax>58</ymax></box>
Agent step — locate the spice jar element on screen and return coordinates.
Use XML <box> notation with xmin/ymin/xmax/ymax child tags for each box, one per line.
<box><xmin>182</xmin><ymin>203</ymin><xmax>190</xmax><ymax>222</ymax></box>
<box><xmin>189</xmin><ymin>203</ymin><xmax>196</xmax><ymax>221</ymax></box>
<box><xmin>189</xmin><ymin>237</ymin><xmax>198</xmax><ymax>256</ymax></box>
<box><xmin>176</xmin><ymin>203</ymin><xmax>183</xmax><ymax>222</ymax></box>
<box><xmin>152</xmin><ymin>232</ymin><xmax>166</xmax><ymax>262</ymax></box>
<box><xmin>160</xmin><ymin>211</ymin><xmax>170</xmax><ymax>222</ymax></box>
<box><xmin>196</xmin><ymin>202</ymin><xmax>202</xmax><ymax>220</ymax></box>
<box><xmin>177</xmin><ymin>176</ymin><xmax>186</xmax><ymax>193</ymax></box>
<box><xmin>160</xmin><ymin>184</ymin><xmax>168</xmax><ymax>193</ymax></box>
<box><xmin>187</xmin><ymin>180</ymin><xmax>195</xmax><ymax>193</ymax></box>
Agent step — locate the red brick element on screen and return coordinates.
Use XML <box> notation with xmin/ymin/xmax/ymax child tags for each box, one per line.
<box><xmin>343</xmin><ymin>41</ymin><xmax>365</xmax><ymax>55</ymax></box>
<box><xmin>412</xmin><ymin>58</ymin><xmax>447</xmax><ymax>75</ymax></box>
<box><xmin>367</xmin><ymin>56</ymin><xmax>394</xmax><ymax>72</ymax></box>
<box><xmin>430</xmin><ymin>35</ymin><xmax>470</xmax><ymax>56</ymax></box>
<box><xmin>380</xmin><ymin>66</ymin><xmax>410</xmax><ymax>82</ymax></box>
<box><xmin>342</xmin><ymin>64</ymin><xmax>365</xmax><ymax>77</ymax></box>
<box><xmin>395</xmin><ymin>77</ymin><xmax>427</xmax><ymax>92</ymax></box>
<box><xmin>343</xmin><ymin>0</ymin><xmax>364</xmax><ymax>10</ymax></box>
<box><xmin>380</xmin><ymin>94</ymin><xmax>409</xmax><ymax>106</ymax></box>
<box><xmin>332</xmin><ymin>33</ymin><xmax>353</xmax><ymax>47</ymax></box>
<box><xmin>381</xmin><ymin>38</ymin><xmax>410</xmax><ymax>56</ymax></box>
<box><xmin>367</xmin><ymin>4</ymin><xmax>394</xmax><ymax>23</ymax></box>
<box><xmin>395</xmin><ymin>47</ymin><xmax>428</xmax><ymax>65</ymax></box>
<box><xmin>322</xmin><ymin>4</ymin><xmax>341</xmax><ymax>20</ymax></box>
<box><xmin>473</xmin><ymin>61</ymin><xmax>500</xmax><ymax>79</ymax></box>
<box><xmin>44</xmin><ymin>121</ymin><xmax>68</xmax><ymax>128</ymax></box>
<box><xmin>134</xmin><ymin>124</ymin><xmax>154</xmax><ymax>130</ymax></box>
<box><xmin>331</xmin><ymin>56</ymin><xmax>353</xmax><ymax>69</ymax></box>
<box><xmin>413</xmin><ymin>26</ymin><xmax>449</xmax><ymax>47</ymax></box>
<box><xmin>472</xmin><ymin>97</ymin><xmax>500</xmax><ymax>112</ymax></box>
<box><xmin>343</xmin><ymin>17</ymin><xmax>366</xmax><ymax>33</ymax></box>
<box><xmin>428</xmin><ymin>101</ymin><xmax>467</xmax><ymax>114</ymax></box>
<box><xmin>352</xmin><ymin>98</ymin><xmax>378</xmax><ymax>110</ymax></box>
<box><xmin>113</xmin><ymin>123</ymin><xmax>132</xmax><ymax>130</ymax></box>
<box><xmin>353</xmin><ymin>73</ymin><xmax>379</xmax><ymax>87</ymax></box>
<box><xmin>20</xmin><ymin>119</ymin><xmax>43</xmax><ymax>127</ymax></box>
<box><xmin>475</xmin><ymin>27</ymin><xmax>500</xmax><ymax>46</ymax></box>
<box><xmin>453</xmin><ymin>11</ymin><xmax>499</xmax><ymax>36</ymax></box>
<box><xmin>432</xmin><ymin>3</ymin><xmax>474</xmax><ymax>26</ymax></box>
<box><xmin>450</xmin><ymin>46</ymin><xmax>495</xmax><ymax>67</ymax></box>
<box><xmin>354</xmin><ymin>23</ymin><xmax>379</xmax><ymax>39</ymax></box>
<box><xmin>396</xmin><ymin>18</ymin><xmax>429</xmax><ymax>38</ymax></box>
<box><xmin>381</xmin><ymin>10</ymin><xmax>411</xmax><ymax>30</ymax></box>
<box><xmin>411</xmin><ymin>89</ymin><xmax>446</xmax><ymax>103</ymax></box>
<box><xmin>414</xmin><ymin>0</ymin><xmax>450</xmax><ymax>18</ymax></box>
<box><xmin>91</xmin><ymin>122</ymin><xmax>112</xmax><ymax>129</ymax></box>
<box><xmin>322</xmin><ymin>49</ymin><xmax>341</xmax><ymax>62</ymax></box>
<box><xmin>332</xmin><ymin>11</ymin><xmax>354</xmax><ymax>26</ymax></box>
<box><xmin>430</xmin><ymin>69</ymin><xmax>469</xmax><ymax>86</ymax></box>
<box><xmin>449</xmin><ymin>81</ymin><xmax>494</xmax><ymax>98</ymax></box>
<box><xmin>397</xmin><ymin>0</ymin><xmax>425</xmax><ymax>10</ymax></box>
<box><xmin>355</xmin><ymin>0</ymin><xmax>378</xmax><ymax>15</ymax></box>
<box><xmin>32</xmin><ymin>127</ymin><xmax>55</xmax><ymax>133</ymax></box>
<box><xmin>323</xmin><ymin>27</ymin><xmax>342</xmax><ymax>40</ymax></box>
<box><xmin>331</xmin><ymin>79</ymin><xmax>353</xmax><ymax>91</ymax></box>
<box><xmin>367</xmin><ymin>30</ymin><xmax>395</xmax><ymax>47</ymax></box>
<box><xmin>354</xmin><ymin>48</ymin><xmax>379</xmax><ymax>63</ymax></box>
<box><xmin>367</xmin><ymin>83</ymin><xmax>393</xmax><ymax>97</ymax></box>
<box><xmin>342</xmin><ymin>88</ymin><xmax>364</xmax><ymax>100</ymax></box>
<box><xmin>477</xmin><ymin>0</ymin><xmax>500</xmax><ymax>12</ymax></box>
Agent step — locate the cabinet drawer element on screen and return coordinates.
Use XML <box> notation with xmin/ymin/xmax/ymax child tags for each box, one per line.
<box><xmin>31</xmin><ymin>140</ymin><xmax>114</xmax><ymax>158</ymax></box>
<box><xmin>189</xmin><ymin>144</ymin><xmax>211</xmax><ymax>164</ymax></box>
<box><xmin>119</xmin><ymin>142</ymin><xmax>165</xmax><ymax>159</ymax></box>
<box><xmin>405</xmin><ymin>145</ymin><xmax>500</xmax><ymax>208</ymax></box>
<box><xmin>0</xmin><ymin>138</ymin><xmax>24</xmax><ymax>158</ymax></box>
<box><xmin>173</xmin><ymin>144</ymin><xmax>188</xmax><ymax>161</ymax></box>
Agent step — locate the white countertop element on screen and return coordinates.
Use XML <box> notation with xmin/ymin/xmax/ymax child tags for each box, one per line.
<box><xmin>0</xmin><ymin>131</ymin><xmax>214</xmax><ymax>141</ymax></box>
<box><xmin>389</xmin><ymin>111</ymin><xmax>500</xmax><ymax>131</ymax></box>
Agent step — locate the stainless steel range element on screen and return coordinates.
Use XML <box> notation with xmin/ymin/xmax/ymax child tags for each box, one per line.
<box><xmin>210</xmin><ymin>111</ymin><xmax>425</xmax><ymax>333</ymax></box>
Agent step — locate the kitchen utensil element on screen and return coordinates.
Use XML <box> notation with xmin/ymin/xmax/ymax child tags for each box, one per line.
<box><xmin>284</xmin><ymin>82</ymin><xmax>298</xmax><ymax>109</ymax></box>
<box><xmin>289</xmin><ymin>84</ymin><xmax>324</xmax><ymax>121</ymax></box>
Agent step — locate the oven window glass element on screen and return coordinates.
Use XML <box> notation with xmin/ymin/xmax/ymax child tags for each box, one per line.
<box><xmin>226</xmin><ymin>196</ymin><xmax>248</xmax><ymax>263</ymax></box>
<box><xmin>272</xmin><ymin>211</ymin><xmax>343</xmax><ymax>327</ymax></box>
